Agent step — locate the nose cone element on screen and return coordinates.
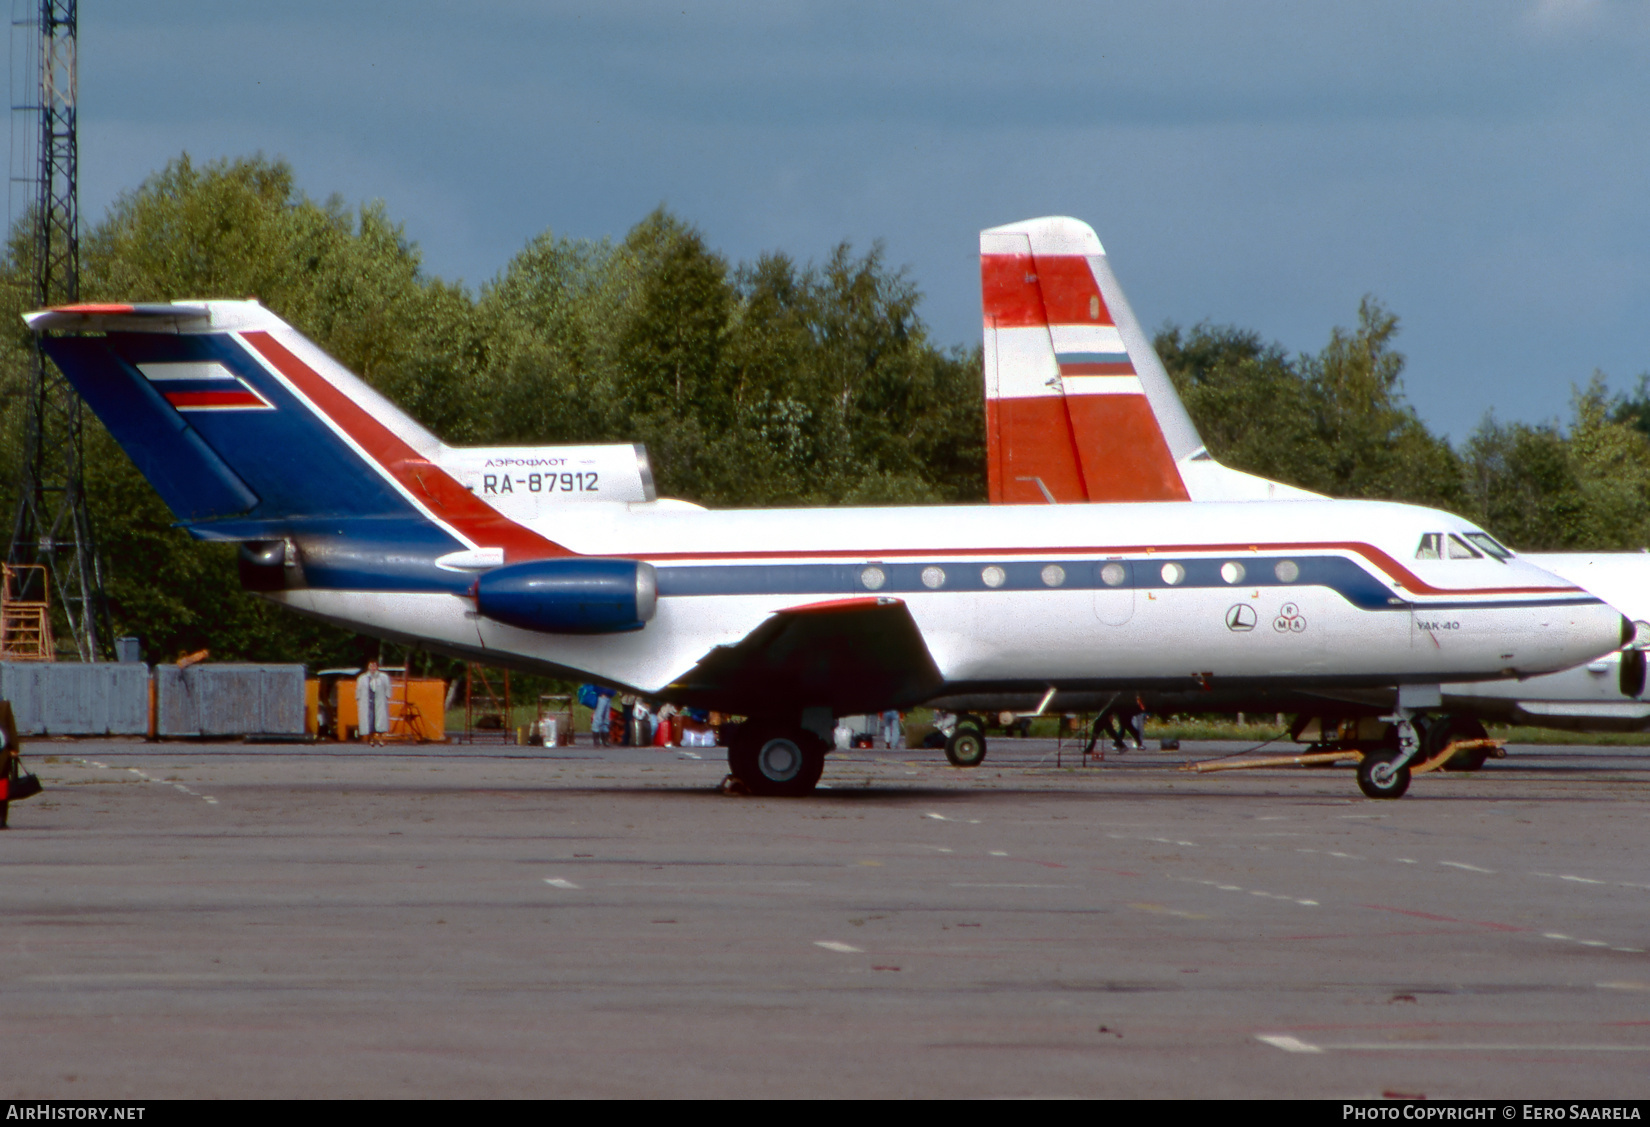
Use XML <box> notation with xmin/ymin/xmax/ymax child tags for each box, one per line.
<box><xmin>1510</xmin><ymin>559</ymin><xmax>1632</xmax><ymax>675</ymax></box>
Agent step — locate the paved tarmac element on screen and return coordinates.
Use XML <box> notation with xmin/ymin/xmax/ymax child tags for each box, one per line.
<box><xmin>1</xmin><ymin>735</ymin><xmax>1647</xmax><ymax>1099</ymax></box>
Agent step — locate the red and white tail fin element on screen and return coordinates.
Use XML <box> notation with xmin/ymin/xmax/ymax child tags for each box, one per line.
<box><xmin>981</xmin><ymin>217</ymin><xmax>1319</xmax><ymax>504</ymax></box>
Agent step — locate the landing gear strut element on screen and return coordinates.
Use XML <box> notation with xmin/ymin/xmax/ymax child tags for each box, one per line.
<box><xmin>1357</xmin><ymin>704</ymin><xmax>1423</xmax><ymax>800</ymax></box>
<box><xmin>728</xmin><ymin>719</ymin><xmax>828</xmax><ymax>796</ymax></box>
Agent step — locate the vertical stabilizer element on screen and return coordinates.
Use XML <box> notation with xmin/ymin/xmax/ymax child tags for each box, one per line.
<box><xmin>981</xmin><ymin>217</ymin><xmax>1192</xmax><ymax>504</ymax></box>
<box><xmin>980</xmin><ymin>218</ymin><xmax>1320</xmax><ymax>504</ymax></box>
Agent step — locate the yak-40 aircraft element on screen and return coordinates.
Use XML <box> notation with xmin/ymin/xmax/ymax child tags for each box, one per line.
<box><xmin>975</xmin><ymin>214</ymin><xmax>1650</xmax><ymax>763</ymax></box>
<box><xmin>25</xmin><ymin>299</ymin><xmax>1626</xmax><ymax>798</ymax></box>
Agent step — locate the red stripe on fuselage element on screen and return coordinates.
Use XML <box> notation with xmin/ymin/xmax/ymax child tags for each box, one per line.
<box><xmin>240</xmin><ymin>331</ymin><xmax>567</xmax><ymax>560</ymax></box>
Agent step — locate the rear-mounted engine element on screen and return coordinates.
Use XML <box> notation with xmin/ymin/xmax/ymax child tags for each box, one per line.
<box><xmin>474</xmin><ymin>558</ymin><xmax>657</xmax><ymax>635</ymax></box>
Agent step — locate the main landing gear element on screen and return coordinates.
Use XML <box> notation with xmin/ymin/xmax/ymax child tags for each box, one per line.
<box><xmin>727</xmin><ymin>718</ymin><xmax>828</xmax><ymax>796</ymax></box>
<box><xmin>945</xmin><ymin>714</ymin><xmax>988</xmax><ymax>768</ymax></box>
<box><xmin>1421</xmin><ymin>714</ymin><xmax>1492</xmax><ymax>772</ymax></box>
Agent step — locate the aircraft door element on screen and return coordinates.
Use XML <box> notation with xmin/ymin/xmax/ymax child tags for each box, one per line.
<box><xmin>1093</xmin><ymin>560</ymin><xmax>1134</xmax><ymax>625</ymax></box>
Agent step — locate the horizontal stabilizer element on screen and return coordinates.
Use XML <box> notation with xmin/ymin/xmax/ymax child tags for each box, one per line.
<box><xmin>24</xmin><ymin>303</ymin><xmax>213</xmax><ymax>332</ymax></box>
<box><xmin>666</xmin><ymin>597</ymin><xmax>944</xmax><ymax>716</ymax></box>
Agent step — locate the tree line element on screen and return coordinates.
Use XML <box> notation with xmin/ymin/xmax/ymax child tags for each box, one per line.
<box><xmin>0</xmin><ymin>154</ymin><xmax>1645</xmax><ymax>666</ymax></box>
<box><xmin>1157</xmin><ymin>303</ymin><xmax>1650</xmax><ymax>552</ymax></box>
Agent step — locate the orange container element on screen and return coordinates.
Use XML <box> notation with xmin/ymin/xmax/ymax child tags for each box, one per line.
<box><xmin>338</xmin><ymin>676</ymin><xmax>448</xmax><ymax>743</ymax></box>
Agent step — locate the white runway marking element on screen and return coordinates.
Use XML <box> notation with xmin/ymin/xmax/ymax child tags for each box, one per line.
<box><xmin>543</xmin><ymin>878</ymin><xmax>580</xmax><ymax>890</ymax></box>
<box><xmin>1543</xmin><ymin>931</ymin><xmax>1642</xmax><ymax>954</ymax></box>
<box><xmin>1439</xmin><ymin>860</ymin><xmax>1495</xmax><ymax>873</ymax></box>
<box><xmin>924</xmin><ymin>813</ymin><xmax>949</xmax><ymax>821</ymax></box>
<box><xmin>1255</xmin><ymin>1034</ymin><xmax>1322</xmax><ymax>1053</ymax></box>
<box><xmin>1183</xmin><ymin>877</ymin><xmax>1316</xmax><ymax>906</ymax></box>
<box><xmin>814</xmin><ymin>941</ymin><xmax>863</xmax><ymax>953</ymax></box>
<box><xmin>1258</xmin><ymin>1033</ymin><xmax>1650</xmax><ymax>1053</ymax></box>
<box><xmin>1535</xmin><ymin>871</ymin><xmax>1650</xmax><ymax>893</ymax></box>
<box><xmin>677</xmin><ymin>751</ymin><xmax>702</xmax><ymax>760</ymax></box>
<box><xmin>988</xmin><ymin>850</ymin><xmax>1008</xmax><ymax>857</ymax></box>
<box><xmin>76</xmin><ymin>760</ymin><xmax>220</xmax><ymax>806</ymax></box>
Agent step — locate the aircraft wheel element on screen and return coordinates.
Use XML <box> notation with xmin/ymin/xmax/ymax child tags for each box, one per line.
<box><xmin>728</xmin><ymin>723</ymin><xmax>826</xmax><ymax>796</ymax></box>
<box><xmin>1356</xmin><ymin>748</ymin><xmax>1411</xmax><ymax>800</ymax></box>
<box><xmin>944</xmin><ymin>725</ymin><xmax>987</xmax><ymax>768</ymax></box>
<box><xmin>1429</xmin><ymin>715</ymin><xmax>1490</xmax><ymax>771</ymax></box>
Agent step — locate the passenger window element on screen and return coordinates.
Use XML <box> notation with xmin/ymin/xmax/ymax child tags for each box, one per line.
<box><xmin>1415</xmin><ymin>533</ymin><xmax>1442</xmax><ymax>560</ymax></box>
<box><xmin>1446</xmin><ymin>534</ymin><xmax>1482</xmax><ymax>559</ymax></box>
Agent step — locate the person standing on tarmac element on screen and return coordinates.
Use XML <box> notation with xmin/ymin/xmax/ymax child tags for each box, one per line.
<box><xmin>356</xmin><ymin>660</ymin><xmax>393</xmax><ymax>746</ymax></box>
<box><xmin>879</xmin><ymin>709</ymin><xmax>903</xmax><ymax>749</ymax></box>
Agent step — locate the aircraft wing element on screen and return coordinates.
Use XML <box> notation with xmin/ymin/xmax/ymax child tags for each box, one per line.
<box><xmin>666</xmin><ymin>597</ymin><xmax>944</xmax><ymax>717</ymax></box>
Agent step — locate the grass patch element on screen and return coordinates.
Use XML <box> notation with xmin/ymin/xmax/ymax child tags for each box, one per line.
<box><xmin>1487</xmin><ymin>725</ymin><xmax>1650</xmax><ymax>746</ymax></box>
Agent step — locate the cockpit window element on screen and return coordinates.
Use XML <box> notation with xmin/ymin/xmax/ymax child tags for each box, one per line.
<box><xmin>1417</xmin><ymin>531</ymin><xmax>1497</xmax><ymax>561</ymax></box>
<box><xmin>1464</xmin><ymin>532</ymin><xmax>1512</xmax><ymax>561</ymax></box>
<box><xmin>1446</xmin><ymin>534</ymin><xmax>1482</xmax><ymax>560</ymax></box>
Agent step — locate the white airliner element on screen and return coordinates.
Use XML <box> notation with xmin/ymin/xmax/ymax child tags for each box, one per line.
<box><xmin>25</xmin><ymin>300</ymin><xmax>1625</xmax><ymax>798</ymax></box>
<box><xmin>976</xmin><ymin>215</ymin><xmax>1650</xmax><ymax>753</ymax></box>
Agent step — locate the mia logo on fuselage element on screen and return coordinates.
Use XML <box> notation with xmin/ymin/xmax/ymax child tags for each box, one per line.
<box><xmin>1273</xmin><ymin>603</ymin><xmax>1307</xmax><ymax>633</ymax></box>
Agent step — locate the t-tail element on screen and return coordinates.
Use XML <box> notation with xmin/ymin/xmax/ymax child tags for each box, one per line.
<box><xmin>981</xmin><ymin>217</ymin><xmax>1319</xmax><ymax>504</ymax></box>
<box><xmin>26</xmin><ymin>301</ymin><xmax>656</xmax><ymax>591</ymax></box>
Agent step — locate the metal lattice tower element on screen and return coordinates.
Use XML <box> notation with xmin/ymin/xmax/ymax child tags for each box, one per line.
<box><xmin>7</xmin><ymin>0</ymin><xmax>105</xmax><ymax>660</ymax></box>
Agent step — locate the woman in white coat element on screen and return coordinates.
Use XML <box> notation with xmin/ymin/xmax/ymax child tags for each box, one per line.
<box><xmin>355</xmin><ymin>660</ymin><xmax>393</xmax><ymax>746</ymax></box>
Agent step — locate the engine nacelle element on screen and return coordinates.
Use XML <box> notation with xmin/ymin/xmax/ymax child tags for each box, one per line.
<box><xmin>474</xmin><ymin>558</ymin><xmax>657</xmax><ymax>635</ymax></box>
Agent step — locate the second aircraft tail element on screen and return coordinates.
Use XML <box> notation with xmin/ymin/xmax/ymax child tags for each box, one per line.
<box><xmin>980</xmin><ymin>217</ymin><xmax>1319</xmax><ymax>504</ymax></box>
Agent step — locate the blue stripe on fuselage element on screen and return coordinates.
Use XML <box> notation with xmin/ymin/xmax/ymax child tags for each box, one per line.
<box><xmin>654</xmin><ymin>554</ymin><xmax>1406</xmax><ymax>609</ymax></box>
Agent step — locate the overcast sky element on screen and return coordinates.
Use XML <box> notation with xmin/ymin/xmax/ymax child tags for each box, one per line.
<box><xmin>25</xmin><ymin>1</ymin><xmax>1650</xmax><ymax>439</ymax></box>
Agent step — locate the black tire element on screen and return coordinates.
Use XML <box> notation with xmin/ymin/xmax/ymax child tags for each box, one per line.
<box><xmin>1424</xmin><ymin>714</ymin><xmax>1490</xmax><ymax>772</ymax></box>
<box><xmin>727</xmin><ymin>723</ymin><xmax>826</xmax><ymax>796</ymax></box>
<box><xmin>944</xmin><ymin>726</ymin><xmax>988</xmax><ymax>768</ymax></box>
<box><xmin>1356</xmin><ymin>748</ymin><xmax>1412</xmax><ymax>799</ymax></box>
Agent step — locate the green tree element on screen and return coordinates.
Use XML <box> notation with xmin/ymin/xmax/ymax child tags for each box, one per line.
<box><xmin>1157</xmin><ymin>298</ymin><xmax>1461</xmax><ymax>512</ymax></box>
